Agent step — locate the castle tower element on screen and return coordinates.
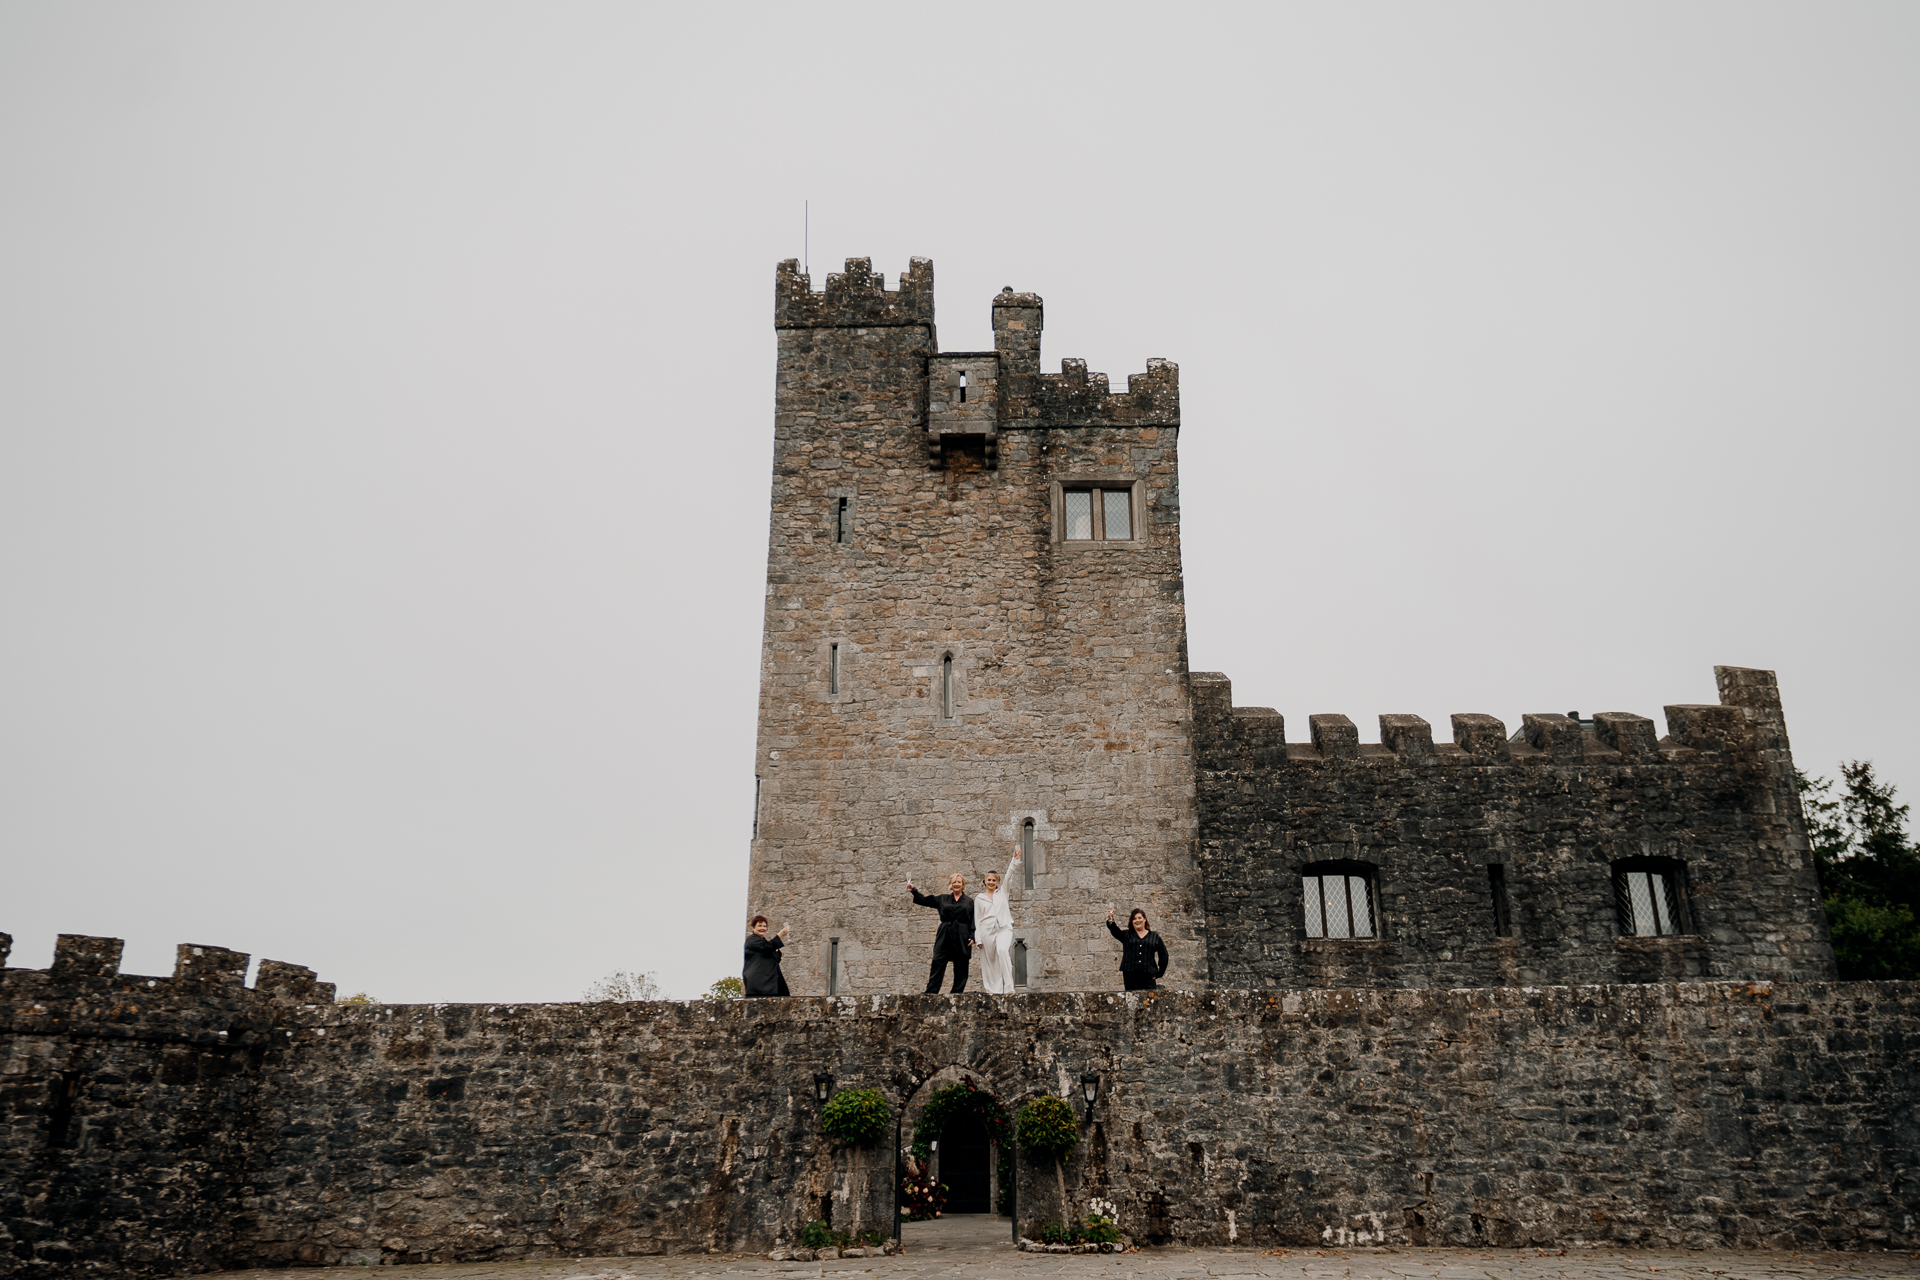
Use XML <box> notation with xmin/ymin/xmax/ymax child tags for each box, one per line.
<box><xmin>748</xmin><ymin>257</ymin><xmax>1198</xmax><ymax>995</ymax></box>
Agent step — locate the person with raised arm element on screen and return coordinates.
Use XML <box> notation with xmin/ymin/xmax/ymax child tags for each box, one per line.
<box><xmin>1105</xmin><ymin>906</ymin><xmax>1169</xmax><ymax>992</ymax></box>
<box><xmin>973</xmin><ymin>848</ymin><xmax>1023</xmax><ymax>994</ymax></box>
<box><xmin>906</xmin><ymin>872</ymin><xmax>975</xmax><ymax>993</ymax></box>
<box><xmin>742</xmin><ymin>915</ymin><xmax>791</xmax><ymax>997</ymax></box>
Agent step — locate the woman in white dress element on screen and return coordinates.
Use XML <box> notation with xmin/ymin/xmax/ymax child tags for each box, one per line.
<box><xmin>973</xmin><ymin>847</ymin><xmax>1023</xmax><ymax>994</ymax></box>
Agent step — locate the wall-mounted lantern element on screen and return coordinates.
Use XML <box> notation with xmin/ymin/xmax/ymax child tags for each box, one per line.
<box><xmin>813</xmin><ymin>1072</ymin><xmax>834</xmax><ymax>1105</ymax></box>
<box><xmin>1080</xmin><ymin>1071</ymin><xmax>1100</xmax><ymax>1106</ymax></box>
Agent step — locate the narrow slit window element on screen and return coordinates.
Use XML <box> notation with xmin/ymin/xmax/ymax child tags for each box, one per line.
<box><xmin>1021</xmin><ymin>819</ymin><xmax>1035</xmax><ymax>889</ymax></box>
<box><xmin>941</xmin><ymin>653</ymin><xmax>954</xmax><ymax>719</ymax></box>
<box><xmin>828</xmin><ymin>643</ymin><xmax>840</xmax><ymax>695</ymax></box>
<box><xmin>752</xmin><ymin>776</ymin><xmax>761</xmax><ymax>840</ymax></box>
<box><xmin>835</xmin><ymin>497</ymin><xmax>848</xmax><ymax>544</ymax></box>
<box><xmin>1012</xmin><ymin>938</ymin><xmax>1028</xmax><ymax>987</ymax></box>
<box><xmin>1489</xmin><ymin>864</ymin><xmax>1512</xmax><ymax>938</ymax></box>
<box><xmin>828</xmin><ymin>938</ymin><xmax>840</xmax><ymax>996</ymax></box>
<box><xmin>958</xmin><ymin>370</ymin><xmax>968</xmax><ymax>403</ymax></box>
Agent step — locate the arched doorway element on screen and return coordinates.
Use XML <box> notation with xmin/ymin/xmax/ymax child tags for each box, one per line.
<box><xmin>901</xmin><ymin>1071</ymin><xmax>1012</xmax><ymax>1224</ymax></box>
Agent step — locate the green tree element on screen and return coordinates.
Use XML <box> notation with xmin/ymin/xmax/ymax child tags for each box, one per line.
<box><xmin>1799</xmin><ymin>761</ymin><xmax>1920</xmax><ymax>981</ymax></box>
<box><xmin>702</xmin><ymin>976</ymin><xmax>745</xmax><ymax>1000</ymax></box>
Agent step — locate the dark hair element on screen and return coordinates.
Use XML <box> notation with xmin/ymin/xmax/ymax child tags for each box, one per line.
<box><xmin>1128</xmin><ymin>908</ymin><xmax>1150</xmax><ymax>930</ymax></box>
<box><xmin>749</xmin><ymin>914</ymin><xmax>769</xmax><ymax>928</ymax></box>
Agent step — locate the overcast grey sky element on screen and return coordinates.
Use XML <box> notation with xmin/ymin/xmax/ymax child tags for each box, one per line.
<box><xmin>3</xmin><ymin>3</ymin><xmax>1915</xmax><ymax>1003</ymax></box>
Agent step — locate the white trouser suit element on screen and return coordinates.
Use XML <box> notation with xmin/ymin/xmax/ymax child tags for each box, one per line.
<box><xmin>973</xmin><ymin>855</ymin><xmax>1021</xmax><ymax>995</ymax></box>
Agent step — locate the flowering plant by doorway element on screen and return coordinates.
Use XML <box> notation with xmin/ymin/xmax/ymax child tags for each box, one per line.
<box><xmin>899</xmin><ymin>1156</ymin><xmax>948</xmax><ymax>1221</ymax></box>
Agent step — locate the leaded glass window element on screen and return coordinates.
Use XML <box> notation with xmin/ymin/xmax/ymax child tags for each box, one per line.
<box><xmin>1060</xmin><ymin>485</ymin><xmax>1136</xmax><ymax>541</ymax></box>
<box><xmin>1612</xmin><ymin>859</ymin><xmax>1690</xmax><ymax>936</ymax></box>
<box><xmin>1302</xmin><ymin>864</ymin><xmax>1377</xmax><ymax>939</ymax></box>
<box><xmin>1065</xmin><ymin>490</ymin><xmax>1094</xmax><ymax>540</ymax></box>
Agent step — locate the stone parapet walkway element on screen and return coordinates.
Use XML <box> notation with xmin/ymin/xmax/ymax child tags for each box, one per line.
<box><xmin>205</xmin><ymin>1236</ymin><xmax>1920</xmax><ymax>1280</ymax></box>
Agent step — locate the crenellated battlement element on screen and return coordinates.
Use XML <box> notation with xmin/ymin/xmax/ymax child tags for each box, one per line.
<box><xmin>3</xmin><ymin>932</ymin><xmax>336</xmax><ymax>1017</ymax></box>
<box><xmin>986</xmin><ymin>282</ymin><xmax>1179</xmax><ymax>426</ymax></box>
<box><xmin>1025</xmin><ymin>356</ymin><xmax>1179</xmax><ymax>427</ymax></box>
<box><xmin>1195</xmin><ymin>665</ymin><xmax>1830</xmax><ymax>992</ymax></box>
<box><xmin>774</xmin><ymin>256</ymin><xmax>934</xmax><ymax>329</ymax></box>
<box><xmin>774</xmin><ymin>260</ymin><xmax>1179</xmax><ymax>428</ymax></box>
<box><xmin>1190</xmin><ymin>667</ymin><xmax>1782</xmax><ymax>772</ymax></box>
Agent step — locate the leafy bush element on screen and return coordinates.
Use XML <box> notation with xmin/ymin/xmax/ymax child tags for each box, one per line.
<box><xmin>1014</xmin><ymin>1095</ymin><xmax>1078</xmax><ymax>1162</ymax></box>
<box><xmin>796</xmin><ymin>1220</ymin><xmax>885</xmax><ymax>1250</ymax></box>
<box><xmin>821</xmin><ymin>1087</ymin><xmax>889</xmax><ymax>1147</ymax></box>
<box><xmin>1034</xmin><ymin>1213</ymin><xmax>1116</xmax><ymax>1246</ymax></box>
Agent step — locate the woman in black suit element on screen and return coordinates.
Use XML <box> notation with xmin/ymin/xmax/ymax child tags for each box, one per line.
<box><xmin>1105</xmin><ymin>907</ymin><xmax>1169</xmax><ymax>991</ymax></box>
<box><xmin>742</xmin><ymin>914</ymin><xmax>791</xmax><ymax>997</ymax></box>
<box><xmin>906</xmin><ymin>873</ymin><xmax>975</xmax><ymax>993</ymax></box>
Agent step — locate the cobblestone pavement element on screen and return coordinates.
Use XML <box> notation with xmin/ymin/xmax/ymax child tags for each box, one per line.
<box><xmin>204</xmin><ymin>1216</ymin><xmax>1920</xmax><ymax>1280</ymax></box>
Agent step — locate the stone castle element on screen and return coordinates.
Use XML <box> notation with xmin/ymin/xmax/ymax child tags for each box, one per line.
<box><xmin>749</xmin><ymin>256</ymin><xmax>1834</xmax><ymax>996</ymax></box>
<box><xmin>1</xmin><ymin>258</ymin><xmax>1907</xmax><ymax>1278</ymax></box>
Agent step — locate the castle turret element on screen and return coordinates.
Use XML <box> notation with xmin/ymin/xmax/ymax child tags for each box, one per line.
<box><xmin>748</xmin><ymin>258</ymin><xmax>1198</xmax><ymax>995</ymax></box>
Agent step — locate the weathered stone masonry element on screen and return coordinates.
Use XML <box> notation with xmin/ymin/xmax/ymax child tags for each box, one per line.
<box><xmin>752</xmin><ymin>256</ymin><xmax>1835</xmax><ymax>997</ymax></box>
<box><xmin>0</xmin><ymin>256</ymin><xmax>1886</xmax><ymax>1276</ymax></box>
<box><xmin>1194</xmin><ymin>665</ymin><xmax>1836</xmax><ymax>991</ymax></box>
<box><xmin>2</xmin><ymin>937</ymin><xmax>1915</xmax><ymax>1276</ymax></box>
<box><xmin>751</xmin><ymin>258</ymin><xmax>1198</xmax><ymax>997</ymax></box>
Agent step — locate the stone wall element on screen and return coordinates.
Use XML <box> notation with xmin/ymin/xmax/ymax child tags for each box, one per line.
<box><xmin>750</xmin><ymin>258</ymin><xmax>1201</xmax><ymax>997</ymax></box>
<box><xmin>0</xmin><ymin>934</ymin><xmax>332</xmax><ymax>1279</ymax></box>
<box><xmin>4</xmin><ymin>936</ymin><xmax>1915</xmax><ymax>1275</ymax></box>
<box><xmin>1193</xmin><ymin>666</ymin><xmax>1836</xmax><ymax>990</ymax></box>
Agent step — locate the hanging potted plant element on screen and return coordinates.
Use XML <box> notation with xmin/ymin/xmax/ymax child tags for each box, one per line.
<box><xmin>1013</xmin><ymin>1095</ymin><xmax>1079</xmax><ymax>1230</ymax></box>
<box><xmin>820</xmin><ymin>1087</ymin><xmax>889</xmax><ymax>1238</ymax></box>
